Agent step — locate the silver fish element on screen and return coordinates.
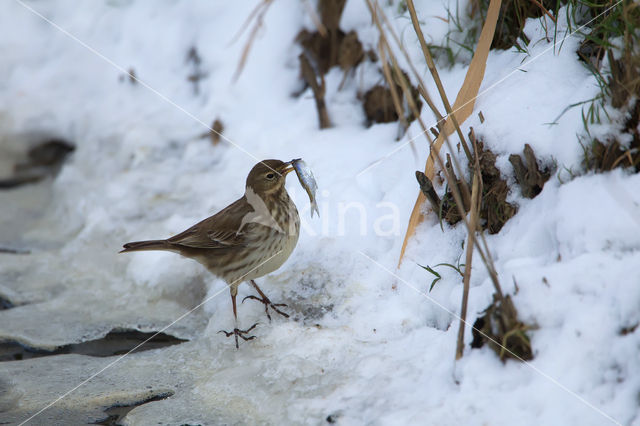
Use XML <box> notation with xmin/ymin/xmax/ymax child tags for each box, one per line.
<box><xmin>291</xmin><ymin>158</ymin><xmax>319</xmax><ymax>218</ymax></box>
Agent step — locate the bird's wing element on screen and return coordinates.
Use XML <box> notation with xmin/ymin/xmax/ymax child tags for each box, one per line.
<box><xmin>167</xmin><ymin>197</ymin><xmax>254</xmax><ymax>249</ymax></box>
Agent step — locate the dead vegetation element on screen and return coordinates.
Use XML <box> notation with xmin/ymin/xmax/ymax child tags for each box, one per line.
<box><xmin>296</xmin><ymin>0</ymin><xmax>426</xmax><ymax>130</ymax></box>
<box><xmin>509</xmin><ymin>144</ymin><xmax>551</xmax><ymax>198</ymax></box>
<box><xmin>118</xmin><ymin>68</ymin><xmax>137</xmax><ymax>84</ymax></box>
<box><xmin>296</xmin><ymin>1</ymin><xmax>361</xmax><ymax>76</ymax></box>
<box><xmin>469</xmin><ymin>0</ymin><xmax>565</xmax><ymax>51</ymax></box>
<box><xmin>299</xmin><ymin>52</ymin><xmax>331</xmax><ymax>128</ymax></box>
<box><xmin>416</xmin><ymin>130</ymin><xmax>519</xmax><ymax>234</ymax></box>
<box><xmin>295</xmin><ymin>0</ymin><xmax>361</xmax><ymax>128</ymax></box>
<box><xmin>363</xmin><ymin>85</ymin><xmax>397</xmax><ymax>124</ymax></box>
<box><xmin>579</xmin><ymin>1</ymin><xmax>640</xmax><ymax>173</ymax></box>
<box><xmin>186</xmin><ymin>46</ymin><xmax>207</xmax><ymax>95</ymax></box>
<box><xmin>470</xmin><ymin>294</ymin><xmax>534</xmax><ymax>361</ymax></box>
<box><xmin>457</xmin><ymin>1</ymin><xmax>640</xmax><ymax>176</ymax></box>
<box><xmin>290</xmin><ymin>0</ymin><xmax>541</xmax><ymax>361</ymax></box>
<box><xmin>362</xmin><ymin>71</ymin><xmax>422</xmax><ymax>127</ymax></box>
<box><xmin>223</xmin><ymin>0</ymin><xmax>636</xmax><ymax>364</ymax></box>
<box><xmin>476</xmin><ymin>139</ymin><xmax>518</xmax><ymax>233</ymax></box>
<box><xmin>359</xmin><ymin>0</ymin><xmax>535</xmax><ymax>362</ymax></box>
<box><xmin>209</xmin><ymin>118</ymin><xmax>225</xmax><ymax>146</ymax></box>
<box><xmin>232</xmin><ymin>0</ymin><xmax>275</xmax><ymax>82</ymax></box>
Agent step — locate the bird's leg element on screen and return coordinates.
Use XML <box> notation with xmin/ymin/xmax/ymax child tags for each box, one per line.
<box><xmin>242</xmin><ymin>279</ymin><xmax>290</xmax><ymax>321</ymax></box>
<box><xmin>218</xmin><ymin>287</ymin><xmax>257</xmax><ymax>348</ymax></box>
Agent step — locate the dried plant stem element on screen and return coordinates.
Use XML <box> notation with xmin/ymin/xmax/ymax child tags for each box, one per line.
<box><xmin>440</xmin><ymin>133</ymin><xmax>504</xmax><ymax>299</ymax></box>
<box><xmin>367</xmin><ymin>0</ymin><xmax>433</xmax><ymax>136</ymax></box>
<box><xmin>299</xmin><ymin>54</ymin><xmax>331</xmax><ymax>129</ymax></box>
<box><xmin>368</xmin><ymin>0</ymin><xmax>507</xmax><ymax>362</ymax></box>
<box><xmin>406</xmin><ymin>0</ymin><xmax>472</xmax><ymax>163</ymax></box>
<box><xmin>379</xmin><ymin>13</ymin><xmax>501</xmax><ymax>297</ymax></box>
<box><xmin>228</xmin><ymin>0</ymin><xmax>271</xmax><ymax>46</ymax></box>
<box><xmin>382</xmin><ymin>39</ymin><xmax>429</xmax><ymax>133</ymax></box>
<box><xmin>432</xmin><ymin>142</ymin><xmax>504</xmax><ymax>301</ymax></box>
<box><xmin>378</xmin><ymin>40</ymin><xmax>409</xmax><ymax>133</ymax></box>
<box><xmin>368</xmin><ymin>0</ymin><xmax>506</xmax><ymax>306</ymax></box>
<box><xmin>528</xmin><ymin>0</ymin><xmax>557</xmax><ymax>23</ymax></box>
<box><xmin>232</xmin><ymin>0</ymin><xmax>274</xmax><ymax>82</ymax></box>
<box><xmin>368</xmin><ymin>0</ymin><xmax>445</xmax><ymax>128</ymax></box>
<box><xmin>455</xmin><ymin>156</ymin><xmax>481</xmax><ymax>360</ymax></box>
<box><xmin>398</xmin><ymin>0</ymin><xmax>502</xmax><ymax>266</ymax></box>
<box><xmin>302</xmin><ymin>0</ymin><xmax>328</xmax><ymax>37</ymax></box>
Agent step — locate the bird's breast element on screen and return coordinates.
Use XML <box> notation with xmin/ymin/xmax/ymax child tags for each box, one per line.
<box><xmin>224</xmin><ymin>193</ymin><xmax>300</xmax><ymax>283</ymax></box>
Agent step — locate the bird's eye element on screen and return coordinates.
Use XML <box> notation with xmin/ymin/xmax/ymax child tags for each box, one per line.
<box><xmin>266</xmin><ymin>173</ymin><xmax>276</xmax><ymax>180</ymax></box>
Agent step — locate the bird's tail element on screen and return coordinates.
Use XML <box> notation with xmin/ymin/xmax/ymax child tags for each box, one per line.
<box><xmin>120</xmin><ymin>239</ymin><xmax>171</xmax><ymax>253</ymax></box>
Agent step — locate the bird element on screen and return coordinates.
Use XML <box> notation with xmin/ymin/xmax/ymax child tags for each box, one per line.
<box><xmin>120</xmin><ymin>159</ymin><xmax>300</xmax><ymax>348</ymax></box>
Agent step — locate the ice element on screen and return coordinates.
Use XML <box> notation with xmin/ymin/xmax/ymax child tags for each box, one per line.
<box><xmin>0</xmin><ymin>1</ymin><xmax>639</xmax><ymax>425</ymax></box>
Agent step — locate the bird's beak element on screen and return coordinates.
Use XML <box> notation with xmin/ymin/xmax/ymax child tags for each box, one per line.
<box><xmin>280</xmin><ymin>162</ymin><xmax>295</xmax><ymax>176</ymax></box>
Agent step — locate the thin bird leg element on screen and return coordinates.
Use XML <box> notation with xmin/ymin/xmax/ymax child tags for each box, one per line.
<box><xmin>219</xmin><ymin>287</ymin><xmax>257</xmax><ymax>348</ymax></box>
<box><xmin>242</xmin><ymin>279</ymin><xmax>290</xmax><ymax>321</ymax></box>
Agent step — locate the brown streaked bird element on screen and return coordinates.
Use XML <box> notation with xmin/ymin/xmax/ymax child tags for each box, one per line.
<box><xmin>120</xmin><ymin>159</ymin><xmax>300</xmax><ymax>348</ymax></box>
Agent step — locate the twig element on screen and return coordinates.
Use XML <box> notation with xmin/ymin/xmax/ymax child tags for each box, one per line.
<box><xmin>369</xmin><ymin>6</ymin><xmax>432</xmax><ymax>142</ymax></box>
<box><xmin>441</xmin><ymin>131</ymin><xmax>504</xmax><ymax>299</ymax></box>
<box><xmin>368</xmin><ymin>0</ymin><xmax>445</xmax><ymax>129</ymax></box>
<box><xmin>232</xmin><ymin>0</ymin><xmax>274</xmax><ymax>82</ymax></box>
<box><xmin>302</xmin><ymin>0</ymin><xmax>328</xmax><ymax>37</ymax></box>
<box><xmin>528</xmin><ymin>0</ymin><xmax>557</xmax><ymax>23</ymax></box>
<box><xmin>372</xmin><ymin>0</ymin><xmax>507</xmax><ymax>342</ymax></box>
<box><xmin>445</xmin><ymin>153</ymin><xmax>471</xmax><ymax>212</ymax></box>
<box><xmin>377</xmin><ymin>8</ymin><xmax>503</xmax><ymax>299</ymax></box>
<box><xmin>398</xmin><ymin>0</ymin><xmax>502</xmax><ymax>266</ymax></box>
<box><xmin>299</xmin><ymin>54</ymin><xmax>331</xmax><ymax>129</ymax></box>
<box><xmin>368</xmin><ymin>0</ymin><xmax>506</xmax><ymax>307</ymax></box>
<box><xmin>406</xmin><ymin>0</ymin><xmax>473</xmax><ymax>163</ymax></box>
<box><xmin>455</xmin><ymin>150</ymin><xmax>481</xmax><ymax>360</ymax></box>
<box><xmin>378</xmin><ymin>39</ymin><xmax>409</xmax><ymax>134</ymax></box>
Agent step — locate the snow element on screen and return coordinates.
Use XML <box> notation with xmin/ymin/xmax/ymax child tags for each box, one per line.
<box><xmin>0</xmin><ymin>1</ymin><xmax>639</xmax><ymax>425</ymax></box>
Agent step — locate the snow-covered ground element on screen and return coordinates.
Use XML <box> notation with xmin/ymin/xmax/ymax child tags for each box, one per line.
<box><xmin>0</xmin><ymin>1</ymin><xmax>639</xmax><ymax>424</ymax></box>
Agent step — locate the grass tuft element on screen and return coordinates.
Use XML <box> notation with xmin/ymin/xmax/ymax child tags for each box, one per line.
<box><xmin>574</xmin><ymin>0</ymin><xmax>640</xmax><ymax>173</ymax></box>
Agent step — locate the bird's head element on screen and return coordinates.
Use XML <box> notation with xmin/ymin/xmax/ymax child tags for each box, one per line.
<box><xmin>245</xmin><ymin>159</ymin><xmax>294</xmax><ymax>196</ymax></box>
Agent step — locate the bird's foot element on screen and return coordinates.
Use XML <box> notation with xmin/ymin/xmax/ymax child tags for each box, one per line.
<box><xmin>218</xmin><ymin>323</ymin><xmax>258</xmax><ymax>349</ymax></box>
<box><xmin>242</xmin><ymin>294</ymin><xmax>290</xmax><ymax>321</ymax></box>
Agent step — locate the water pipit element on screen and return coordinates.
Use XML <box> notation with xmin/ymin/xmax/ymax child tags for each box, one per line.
<box><xmin>121</xmin><ymin>159</ymin><xmax>300</xmax><ymax>348</ymax></box>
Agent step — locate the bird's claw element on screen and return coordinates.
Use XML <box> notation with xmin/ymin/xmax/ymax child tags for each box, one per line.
<box><xmin>218</xmin><ymin>323</ymin><xmax>259</xmax><ymax>348</ymax></box>
<box><xmin>242</xmin><ymin>295</ymin><xmax>290</xmax><ymax>321</ymax></box>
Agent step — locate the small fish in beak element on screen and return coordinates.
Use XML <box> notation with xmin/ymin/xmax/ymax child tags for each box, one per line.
<box><xmin>291</xmin><ymin>158</ymin><xmax>319</xmax><ymax>218</ymax></box>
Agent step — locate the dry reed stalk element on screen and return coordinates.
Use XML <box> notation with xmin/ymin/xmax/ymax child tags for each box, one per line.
<box><xmin>440</xmin><ymin>132</ymin><xmax>504</xmax><ymax>298</ymax></box>
<box><xmin>406</xmin><ymin>0</ymin><xmax>472</xmax><ymax>162</ymax></box>
<box><xmin>371</xmin><ymin>0</ymin><xmax>493</xmax><ymax>261</ymax></box>
<box><xmin>299</xmin><ymin>54</ymin><xmax>331</xmax><ymax>129</ymax></box>
<box><xmin>367</xmin><ymin>0</ymin><xmax>445</xmax><ymax>129</ymax></box>
<box><xmin>367</xmin><ymin>0</ymin><xmax>430</xmax><ymax>136</ymax></box>
<box><xmin>398</xmin><ymin>0</ymin><xmax>502</xmax><ymax>266</ymax></box>
<box><xmin>232</xmin><ymin>0</ymin><xmax>274</xmax><ymax>82</ymax></box>
<box><xmin>303</xmin><ymin>0</ymin><xmax>328</xmax><ymax>37</ymax></box>
<box><xmin>366</xmin><ymin>0</ymin><xmax>506</xmax><ymax>302</ymax></box>
<box><xmin>381</xmin><ymin>39</ymin><xmax>430</xmax><ymax>133</ymax></box>
<box><xmin>369</xmin><ymin>2</ymin><xmax>510</xmax><ymax>361</ymax></box>
<box><xmin>378</xmin><ymin>40</ymin><xmax>409</xmax><ymax>133</ymax></box>
<box><xmin>375</xmin><ymin>9</ymin><xmax>498</xmax><ymax>294</ymax></box>
<box><xmin>455</xmin><ymin>151</ymin><xmax>482</xmax><ymax>360</ymax></box>
<box><xmin>528</xmin><ymin>0</ymin><xmax>557</xmax><ymax>23</ymax></box>
<box><xmin>388</xmin><ymin>31</ymin><xmax>505</xmax><ymax>299</ymax></box>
